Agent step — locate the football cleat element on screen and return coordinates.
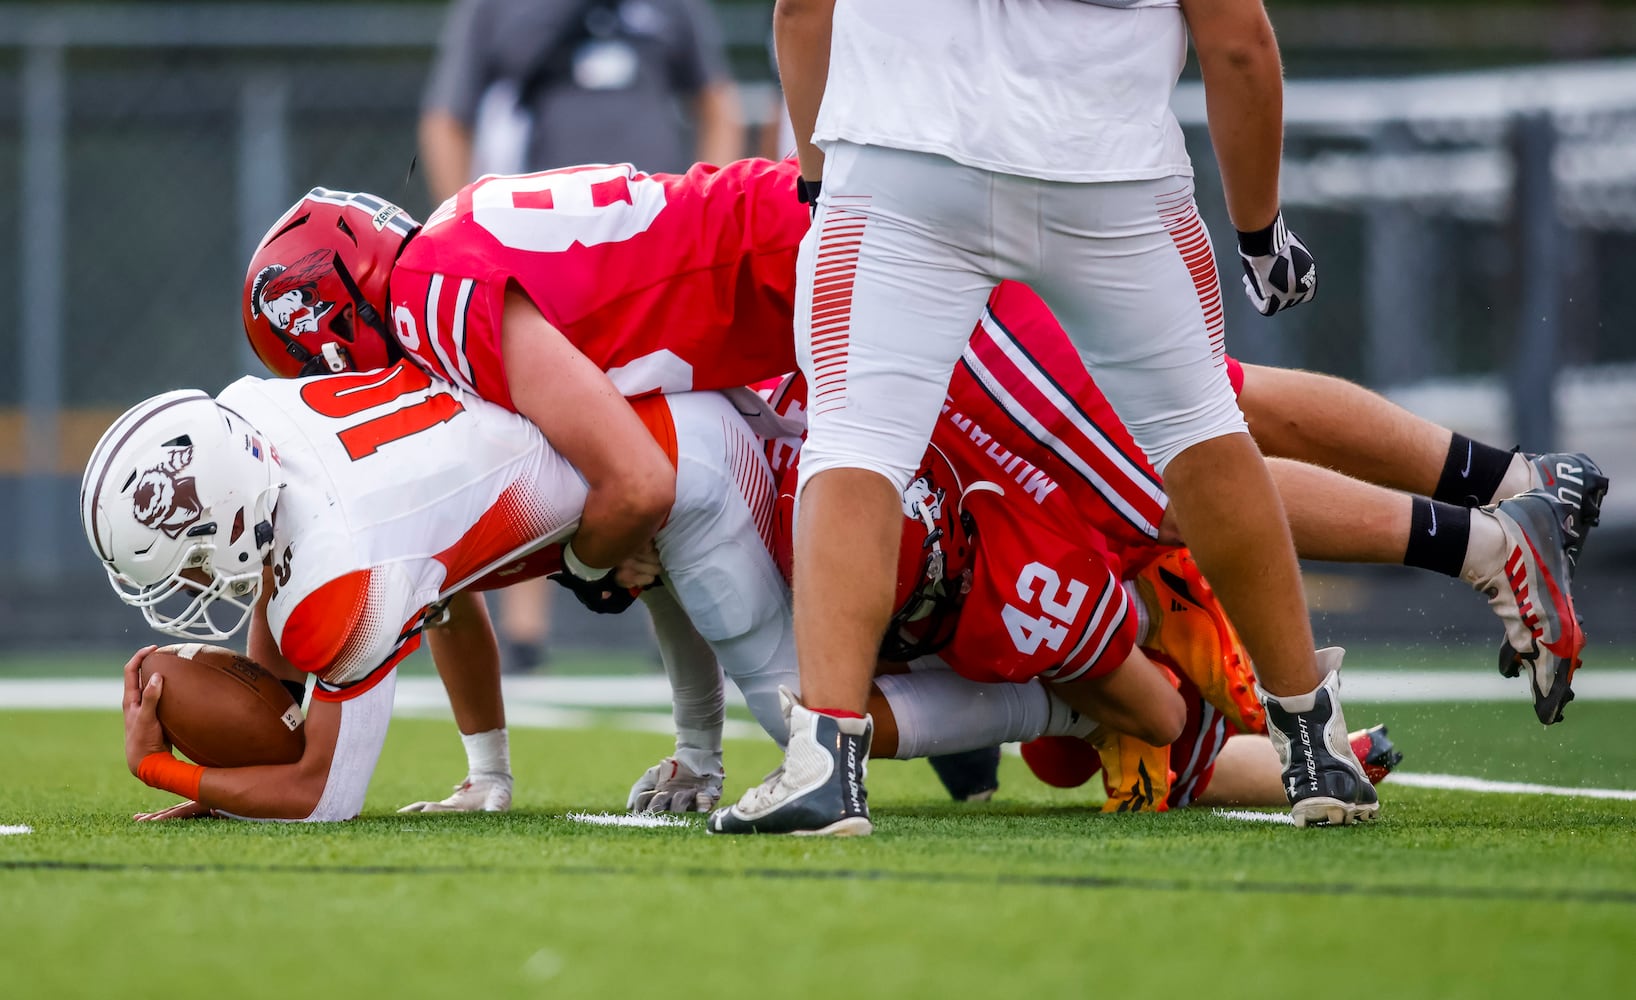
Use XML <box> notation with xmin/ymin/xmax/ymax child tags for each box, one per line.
<box><xmin>1260</xmin><ymin>648</ymin><xmax>1379</xmax><ymax>828</ymax></box>
<box><xmin>927</xmin><ymin>746</ymin><xmax>1002</xmax><ymax>802</ymax></box>
<box><xmin>708</xmin><ymin>688</ymin><xmax>873</xmax><ymax>837</ymax></box>
<box><xmin>1349</xmin><ymin>725</ymin><xmax>1402</xmax><ymax>786</ymax></box>
<box><xmin>1093</xmin><ymin>727</ymin><xmax>1170</xmax><ymax>813</ymax></box>
<box><xmin>1134</xmin><ymin>549</ymin><xmax>1265</xmax><ymax>734</ymax></box>
<box><xmin>1523</xmin><ymin>451</ymin><xmax>1608</xmax><ymax>569</ymax></box>
<box><xmin>1470</xmin><ymin>490</ymin><xmax>1586</xmax><ymax>725</ymax></box>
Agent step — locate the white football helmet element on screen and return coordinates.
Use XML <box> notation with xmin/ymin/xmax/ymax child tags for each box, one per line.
<box><xmin>80</xmin><ymin>389</ymin><xmax>283</xmax><ymax>640</ymax></box>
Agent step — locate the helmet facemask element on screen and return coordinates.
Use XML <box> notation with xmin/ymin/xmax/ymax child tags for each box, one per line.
<box><xmin>83</xmin><ymin>393</ymin><xmax>283</xmax><ymax>642</ymax></box>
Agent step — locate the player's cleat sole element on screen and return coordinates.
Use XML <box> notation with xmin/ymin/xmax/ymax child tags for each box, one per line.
<box><xmin>790</xmin><ymin>816</ymin><xmax>875</xmax><ymax>837</ymax></box>
<box><xmin>1292</xmin><ymin>796</ymin><xmax>1381</xmax><ymax>828</ymax></box>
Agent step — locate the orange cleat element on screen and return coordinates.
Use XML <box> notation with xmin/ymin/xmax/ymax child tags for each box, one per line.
<box><xmin>1133</xmin><ymin>549</ymin><xmax>1265</xmax><ymax>735</ymax></box>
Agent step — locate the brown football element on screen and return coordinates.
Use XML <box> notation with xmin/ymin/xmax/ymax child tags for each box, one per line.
<box><xmin>137</xmin><ymin>644</ymin><xmax>305</xmax><ymax>768</ymax></box>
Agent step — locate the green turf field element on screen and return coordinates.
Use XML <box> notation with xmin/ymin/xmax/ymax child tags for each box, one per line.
<box><xmin>3</xmin><ymin>699</ymin><xmax>1635</xmax><ymax>999</ymax></box>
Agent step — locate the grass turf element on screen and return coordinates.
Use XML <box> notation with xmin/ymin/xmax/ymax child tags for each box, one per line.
<box><xmin>3</xmin><ymin>700</ymin><xmax>1636</xmax><ymax>999</ymax></box>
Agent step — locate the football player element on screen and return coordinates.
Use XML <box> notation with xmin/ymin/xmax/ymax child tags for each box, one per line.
<box><xmin>87</xmin><ymin>366</ymin><xmax>798</xmax><ymax>821</ymax></box>
<box><xmin>242</xmin><ymin>164</ymin><xmax>808</xmax><ymax>614</ymax></box>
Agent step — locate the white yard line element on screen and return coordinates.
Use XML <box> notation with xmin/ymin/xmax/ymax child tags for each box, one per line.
<box><xmin>1387</xmin><ymin>772</ymin><xmax>1636</xmax><ymax>801</ymax></box>
<box><xmin>1212</xmin><ymin>810</ymin><xmax>1296</xmax><ymax>825</ymax></box>
<box><xmin>6</xmin><ymin>670</ymin><xmax>1636</xmax><ymax>713</ymax></box>
<box><xmin>566</xmin><ymin>812</ymin><xmax>689</xmax><ymax>829</ymax></box>
<box><xmin>0</xmin><ymin>825</ymin><xmax>33</xmax><ymax>835</ymax></box>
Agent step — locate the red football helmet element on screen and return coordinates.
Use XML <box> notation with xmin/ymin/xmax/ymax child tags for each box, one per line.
<box><xmin>881</xmin><ymin>445</ymin><xmax>981</xmax><ymax>661</ymax></box>
<box><xmin>772</xmin><ymin>444</ymin><xmax>981</xmax><ymax>661</ymax></box>
<box><xmin>242</xmin><ymin>188</ymin><xmax>420</xmax><ymax>378</ymax></box>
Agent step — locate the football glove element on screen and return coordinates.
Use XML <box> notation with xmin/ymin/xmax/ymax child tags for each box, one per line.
<box><xmin>627</xmin><ymin>755</ymin><xmax>724</xmax><ymax>814</ymax></box>
<box><xmin>1237</xmin><ymin>212</ymin><xmax>1317</xmax><ymax>316</ymax></box>
<box><xmin>397</xmin><ymin>771</ymin><xmax>513</xmax><ymax>813</ymax></box>
<box><xmin>549</xmin><ymin>569</ymin><xmax>638</xmax><ymax>614</ymax></box>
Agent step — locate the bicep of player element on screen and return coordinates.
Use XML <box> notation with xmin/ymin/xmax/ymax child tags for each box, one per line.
<box><xmin>198</xmin><ymin>673</ymin><xmax>396</xmax><ymax>822</ymax></box>
<box><xmin>499</xmin><ymin>286</ymin><xmax>675</xmax><ymax>568</ymax></box>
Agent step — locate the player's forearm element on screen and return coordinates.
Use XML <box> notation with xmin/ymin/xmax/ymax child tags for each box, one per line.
<box><xmin>773</xmin><ymin>0</ymin><xmax>836</xmax><ymax>181</ymax></box>
<box><xmin>571</xmin><ymin>480</ymin><xmax>672</xmax><ymax>569</ymax></box>
<box><xmin>418</xmin><ymin>111</ymin><xmax>474</xmax><ymax>205</ymax></box>
<box><xmin>694</xmin><ymin>82</ymin><xmax>746</xmax><ymax>166</ymax></box>
<box><xmin>196</xmin><ymin>760</ymin><xmax>329</xmax><ymax>820</ymax></box>
<box><xmin>1185</xmin><ymin>0</ymin><xmax>1284</xmax><ymax>231</ymax></box>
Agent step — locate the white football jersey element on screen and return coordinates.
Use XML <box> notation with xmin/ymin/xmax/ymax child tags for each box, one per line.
<box><xmin>812</xmin><ymin>0</ymin><xmax>1192</xmax><ymax>183</ymax></box>
<box><xmin>217</xmin><ymin>363</ymin><xmax>587</xmax><ymax>694</ymax></box>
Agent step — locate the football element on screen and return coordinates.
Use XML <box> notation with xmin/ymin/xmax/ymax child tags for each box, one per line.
<box><xmin>137</xmin><ymin>644</ymin><xmax>306</xmax><ymax>768</ymax></box>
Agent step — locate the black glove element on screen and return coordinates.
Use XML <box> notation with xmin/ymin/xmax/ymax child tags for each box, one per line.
<box><xmin>797</xmin><ymin>176</ymin><xmax>822</xmax><ymax>219</ymax></box>
<box><xmin>1237</xmin><ymin>212</ymin><xmax>1317</xmax><ymax>317</ymax></box>
<box><xmin>549</xmin><ymin>570</ymin><xmax>638</xmax><ymax>615</ymax></box>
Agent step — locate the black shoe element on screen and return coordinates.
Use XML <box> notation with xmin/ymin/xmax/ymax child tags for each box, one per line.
<box><xmin>709</xmin><ymin>688</ymin><xmax>873</xmax><ymax>836</ymax></box>
<box><xmin>1260</xmin><ymin>648</ymin><xmax>1380</xmax><ymax>828</ymax></box>
<box><xmin>927</xmin><ymin>746</ymin><xmax>1001</xmax><ymax>802</ymax></box>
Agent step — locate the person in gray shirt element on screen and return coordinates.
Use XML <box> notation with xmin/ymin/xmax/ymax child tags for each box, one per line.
<box><xmin>419</xmin><ymin>0</ymin><xmax>744</xmax><ymax>204</ymax></box>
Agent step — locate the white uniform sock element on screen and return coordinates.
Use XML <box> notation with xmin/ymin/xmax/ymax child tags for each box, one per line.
<box><xmin>877</xmin><ymin>671</ymin><xmax>1057</xmax><ymax>759</ymax></box>
<box><xmin>1495</xmin><ymin>452</ymin><xmax>1536</xmax><ymax>503</ymax></box>
<box><xmin>1459</xmin><ymin>508</ymin><xmax>1511</xmax><ymax>585</ymax></box>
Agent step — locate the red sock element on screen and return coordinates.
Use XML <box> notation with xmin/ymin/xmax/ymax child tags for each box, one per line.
<box><xmin>809</xmin><ymin>706</ymin><xmax>866</xmax><ymax>720</ymax></box>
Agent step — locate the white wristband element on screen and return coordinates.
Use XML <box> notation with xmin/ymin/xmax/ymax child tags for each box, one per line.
<box><xmin>562</xmin><ymin>540</ymin><xmax>611</xmax><ymax>582</ymax></box>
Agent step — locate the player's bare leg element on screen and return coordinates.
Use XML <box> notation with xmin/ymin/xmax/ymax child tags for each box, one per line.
<box><xmin>1239</xmin><ymin>364</ymin><xmax>1458</xmax><ymax>497</ymax></box>
<box><xmin>793</xmin><ymin>469</ymin><xmax>901</xmax><ymax>713</ymax></box>
<box><xmin>709</xmin><ymin>468</ymin><xmax>889</xmax><ymax>836</ymax></box>
<box><xmin>1239</xmin><ymin>364</ymin><xmax>1608</xmax><ymax>545</ymax></box>
<box><xmin>401</xmin><ymin>589</ymin><xmax>512</xmax><ymax>812</ymax></box>
<box><xmin>1161</xmin><ymin>433</ymin><xmax>1377</xmax><ymax>826</ymax></box>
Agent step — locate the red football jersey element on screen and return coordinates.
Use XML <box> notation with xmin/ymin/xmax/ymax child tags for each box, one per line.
<box><xmin>389</xmin><ymin>158</ymin><xmax>808</xmax><ymax>411</ymax></box>
<box><xmin>928</xmin><ymin>400</ymin><xmax>1138</xmax><ymax>687</ymax></box>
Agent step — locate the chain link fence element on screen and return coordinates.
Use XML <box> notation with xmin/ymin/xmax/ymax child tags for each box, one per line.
<box><xmin>2</xmin><ymin>3</ymin><xmax>1633</xmax><ymax>648</ymax></box>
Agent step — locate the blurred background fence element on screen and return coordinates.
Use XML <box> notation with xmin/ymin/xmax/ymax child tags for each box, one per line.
<box><xmin>1</xmin><ymin>2</ymin><xmax>1633</xmax><ymax>653</ymax></box>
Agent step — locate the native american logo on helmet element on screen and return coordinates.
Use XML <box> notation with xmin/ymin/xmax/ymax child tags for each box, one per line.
<box><xmin>249</xmin><ymin>249</ymin><xmax>342</xmax><ymax>339</ymax></box>
<box><xmin>130</xmin><ymin>446</ymin><xmax>204</xmax><ymax>540</ymax></box>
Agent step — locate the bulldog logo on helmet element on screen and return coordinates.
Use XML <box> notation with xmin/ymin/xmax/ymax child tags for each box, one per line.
<box><xmin>901</xmin><ymin>475</ymin><xmax>945</xmax><ymax>522</ymax></box>
<box><xmin>249</xmin><ymin>249</ymin><xmax>342</xmax><ymax>339</ymax></box>
<box><xmin>131</xmin><ymin>446</ymin><xmax>205</xmax><ymax>539</ymax></box>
